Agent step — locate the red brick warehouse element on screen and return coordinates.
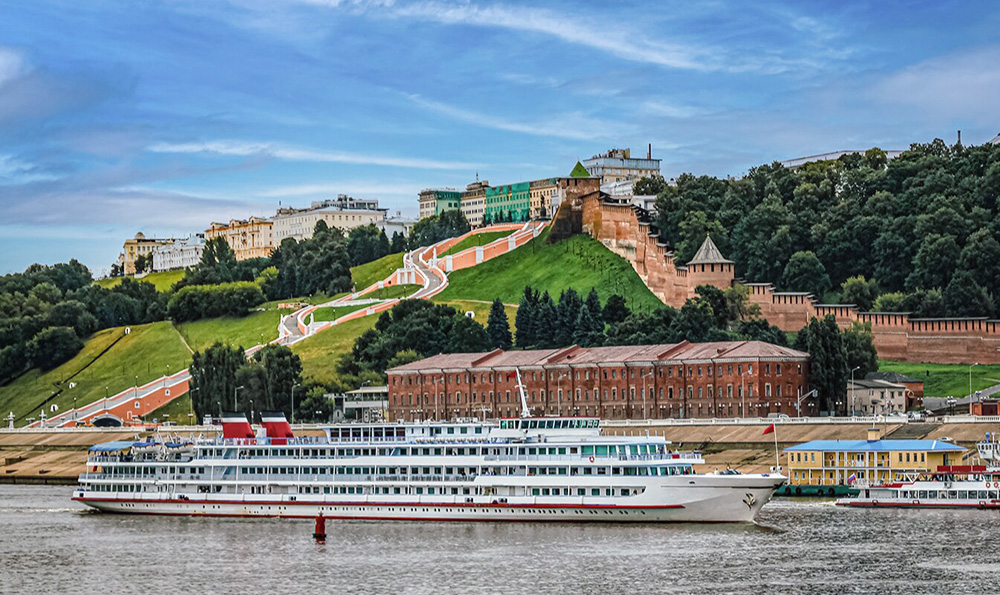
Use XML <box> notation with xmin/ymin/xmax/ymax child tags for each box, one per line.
<box><xmin>387</xmin><ymin>341</ymin><xmax>810</xmax><ymax>421</ymax></box>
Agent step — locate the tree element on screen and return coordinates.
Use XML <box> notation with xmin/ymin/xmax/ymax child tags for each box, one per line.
<box><xmin>534</xmin><ymin>292</ymin><xmax>557</xmax><ymax>348</ymax></box>
<box><xmin>255</xmin><ymin>345</ymin><xmax>303</xmax><ymax>416</ymax></box>
<box><xmin>554</xmin><ymin>289</ymin><xmax>583</xmax><ymax>347</ymax></box>
<box><xmin>603</xmin><ymin>294</ymin><xmax>630</xmax><ymax>325</ymax></box>
<box><xmin>584</xmin><ymin>288</ymin><xmax>603</xmax><ymax>324</ymax></box>
<box><xmin>668</xmin><ymin>298</ymin><xmax>716</xmax><ymax>342</ymax></box>
<box><xmin>27</xmin><ymin>326</ymin><xmax>83</xmax><ymax>370</ymax></box>
<box><xmin>486</xmin><ymin>298</ymin><xmax>513</xmax><ymax>350</ymax></box>
<box><xmin>794</xmin><ymin>315</ymin><xmax>847</xmax><ymax>414</ymax></box>
<box><xmin>605</xmin><ymin>308</ymin><xmax>677</xmax><ymax>346</ymax></box>
<box><xmin>696</xmin><ymin>285</ymin><xmax>731</xmax><ymax>329</ymax></box>
<box><xmin>515</xmin><ymin>286</ymin><xmax>538</xmax><ymax>348</ymax></box>
<box><xmin>906</xmin><ymin>234</ymin><xmax>960</xmax><ymax>291</ymax></box>
<box><xmin>633</xmin><ymin>175</ymin><xmax>668</xmax><ymax>196</ymax></box>
<box><xmin>944</xmin><ymin>271</ymin><xmax>994</xmax><ymax>317</ymax></box>
<box><xmin>843</xmin><ymin>322</ymin><xmax>878</xmax><ymax>379</ymax></box>
<box><xmin>189</xmin><ymin>343</ymin><xmax>246</xmax><ymax>419</ymax></box>
<box><xmin>347</xmin><ymin>224</ymin><xmax>390</xmax><ymax>267</ymax></box>
<box><xmin>957</xmin><ymin>228</ymin><xmax>1000</xmax><ymax>299</ymax></box>
<box><xmin>573</xmin><ymin>304</ymin><xmax>604</xmax><ymax>347</ymax></box>
<box><xmin>781</xmin><ymin>251</ymin><xmax>831</xmax><ymax>297</ymax></box>
<box><xmin>872</xmin><ymin>292</ymin><xmax>906</xmax><ymax>312</ymax></box>
<box><xmin>736</xmin><ymin>318</ymin><xmax>788</xmax><ymax>346</ymax></box>
<box><xmin>390</xmin><ymin>231</ymin><xmax>408</xmax><ymax>253</ymax></box>
<box><xmin>840</xmin><ymin>275</ymin><xmax>879</xmax><ymax>312</ymax></box>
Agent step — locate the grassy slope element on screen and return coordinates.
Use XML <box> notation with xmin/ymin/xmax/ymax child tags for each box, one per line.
<box><xmin>293</xmin><ymin>315</ymin><xmax>378</xmax><ymax>385</ymax></box>
<box><xmin>365</xmin><ymin>284</ymin><xmax>421</xmax><ymax>301</ymax></box>
<box><xmin>437</xmin><ymin>230</ymin><xmax>512</xmax><ymax>258</ymax></box>
<box><xmin>879</xmin><ymin>361</ymin><xmax>1000</xmax><ymax>398</ymax></box>
<box><xmin>433</xmin><ymin>299</ymin><xmax>517</xmax><ymax>334</ymax></box>
<box><xmin>435</xmin><ymin>229</ymin><xmax>663</xmax><ymax>312</ymax></box>
<box><xmin>351</xmin><ymin>252</ymin><xmax>404</xmax><ymax>290</ymax></box>
<box><xmin>313</xmin><ymin>303</ymin><xmax>370</xmax><ymax>323</ymax></box>
<box><xmin>148</xmin><ymin>393</ymin><xmax>196</xmax><ymax>425</ymax></box>
<box><xmin>0</xmin><ymin>322</ymin><xmax>192</xmax><ymax>422</ymax></box>
<box><xmin>95</xmin><ymin>269</ymin><xmax>186</xmax><ymax>292</ymax></box>
<box><xmin>175</xmin><ymin>309</ymin><xmax>283</xmax><ymax>352</ymax></box>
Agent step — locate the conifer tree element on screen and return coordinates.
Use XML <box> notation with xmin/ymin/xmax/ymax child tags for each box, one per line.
<box><xmin>535</xmin><ymin>292</ymin><xmax>557</xmax><ymax>348</ymax></box>
<box><xmin>487</xmin><ymin>298</ymin><xmax>513</xmax><ymax>350</ymax></box>
<box><xmin>573</xmin><ymin>305</ymin><xmax>604</xmax><ymax>347</ymax></box>
<box><xmin>515</xmin><ymin>286</ymin><xmax>537</xmax><ymax>348</ymax></box>
<box><xmin>555</xmin><ymin>289</ymin><xmax>583</xmax><ymax>347</ymax></box>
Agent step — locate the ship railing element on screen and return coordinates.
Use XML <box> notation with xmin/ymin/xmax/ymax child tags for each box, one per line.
<box><xmin>481</xmin><ymin>452</ymin><xmax>699</xmax><ymax>463</ymax></box>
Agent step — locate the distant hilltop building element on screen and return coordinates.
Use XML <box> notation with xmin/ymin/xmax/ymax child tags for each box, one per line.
<box><xmin>205</xmin><ymin>217</ymin><xmax>274</xmax><ymax>261</ymax></box>
<box><xmin>778</xmin><ymin>149</ymin><xmax>904</xmax><ymax>170</ymax></box>
<box><xmin>581</xmin><ymin>146</ymin><xmax>661</xmax><ymax>184</ymax></box>
<box><xmin>418</xmin><ymin>187</ymin><xmax>462</xmax><ymax>220</ymax></box>
<box><xmin>118</xmin><ymin>232</ymin><xmax>181</xmax><ymax>275</ymax></box>
<box><xmin>151</xmin><ymin>234</ymin><xmax>204</xmax><ymax>272</ymax></box>
<box><xmin>273</xmin><ymin>194</ymin><xmax>390</xmax><ymax>243</ymax></box>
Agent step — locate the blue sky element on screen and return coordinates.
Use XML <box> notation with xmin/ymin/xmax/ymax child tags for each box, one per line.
<box><xmin>1</xmin><ymin>0</ymin><xmax>998</xmax><ymax>275</ymax></box>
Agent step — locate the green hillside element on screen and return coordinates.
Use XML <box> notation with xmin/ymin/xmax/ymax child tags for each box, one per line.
<box><xmin>95</xmin><ymin>269</ymin><xmax>185</xmax><ymax>292</ymax></box>
<box><xmin>0</xmin><ymin>322</ymin><xmax>192</xmax><ymax>423</ymax></box>
<box><xmin>434</xmin><ymin>299</ymin><xmax>517</xmax><ymax>334</ymax></box>
<box><xmin>313</xmin><ymin>303</ymin><xmax>370</xmax><ymax>323</ymax></box>
<box><xmin>436</xmin><ymin>228</ymin><xmax>663</xmax><ymax>312</ymax></box>
<box><xmin>437</xmin><ymin>230</ymin><xmax>512</xmax><ymax>258</ymax></box>
<box><xmin>175</xmin><ymin>309</ymin><xmax>283</xmax><ymax>352</ymax></box>
<box><xmin>879</xmin><ymin>361</ymin><xmax>1000</xmax><ymax>398</ymax></box>
<box><xmin>293</xmin><ymin>315</ymin><xmax>378</xmax><ymax>385</ymax></box>
<box><xmin>352</xmin><ymin>252</ymin><xmax>403</xmax><ymax>290</ymax></box>
<box><xmin>148</xmin><ymin>393</ymin><xmax>195</xmax><ymax>425</ymax></box>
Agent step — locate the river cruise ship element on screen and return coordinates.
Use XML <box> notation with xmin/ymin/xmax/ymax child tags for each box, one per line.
<box><xmin>74</xmin><ymin>410</ymin><xmax>785</xmax><ymax>522</ymax></box>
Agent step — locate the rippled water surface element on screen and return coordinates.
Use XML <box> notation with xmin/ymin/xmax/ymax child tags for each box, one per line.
<box><xmin>2</xmin><ymin>484</ymin><xmax>1000</xmax><ymax>594</ymax></box>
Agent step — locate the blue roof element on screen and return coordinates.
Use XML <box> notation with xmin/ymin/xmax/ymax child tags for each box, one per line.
<box><xmin>785</xmin><ymin>439</ymin><xmax>965</xmax><ymax>452</ymax></box>
<box><xmin>89</xmin><ymin>440</ymin><xmax>142</xmax><ymax>452</ymax></box>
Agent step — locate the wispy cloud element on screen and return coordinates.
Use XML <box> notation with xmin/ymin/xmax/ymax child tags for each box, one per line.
<box><xmin>0</xmin><ymin>154</ymin><xmax>57</xmax><ymax>184</ymax></box>
<box><xmin>0</xmin><ymin>46</ymin><xmax>27</xmax><ymax>85</ymax></box>
<box><xmin>874</xmin><ymin>45</ymin><xmax>1000</xmax><ymax>124</ymax></box>
<box><xmin>147</xmin><ymin>139</ymin><xmax>477</xmax><ymax>170</ymax></box>
<box><xmin>256</xmin><ymin>181</ymin><xmax>421</xmax><ymax>198</ymax></box>
<box><xmin>407</xmin><ymin>94</ymin><xmax>631</xmax><ymax>141</ymax></box>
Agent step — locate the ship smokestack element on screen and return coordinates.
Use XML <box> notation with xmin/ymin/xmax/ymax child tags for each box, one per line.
<box><xmin>221</xmin><ymin>412</ymin><xmax>255</xmax><ymax>441</ymax></box>
<box><xmin>261</xmin><ymin>411</ymin><xmax>294</xmax><ymax>445</ymax></box>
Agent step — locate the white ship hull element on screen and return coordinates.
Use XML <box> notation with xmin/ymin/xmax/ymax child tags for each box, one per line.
<box><xmin>74</xmin><ymin>475</ymin><xmax>784</xmax><ymax>523</ymax></box>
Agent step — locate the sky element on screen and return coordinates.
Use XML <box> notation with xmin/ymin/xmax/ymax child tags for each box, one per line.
<box><xmin>1</xmin><ymin>0</ymin><xmax>999</xmax><ymax>276</ymax></box>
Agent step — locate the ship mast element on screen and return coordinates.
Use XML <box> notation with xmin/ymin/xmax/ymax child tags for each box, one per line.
<box><xmin>516</xmin><ymin>368</ymin><xmax>532</xmax><ymax>418</ymax></box>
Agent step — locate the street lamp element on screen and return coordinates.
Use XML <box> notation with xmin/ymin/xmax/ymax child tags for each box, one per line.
<box><xmin>234</xmin><ymin>385</ymin><xmax>245</xmax><ymax>411</ymax></box>
<box><xmin>850</xmin><ymin>366</ymin><xmax>861</xmax><ymax>417</ymax></box>
<box><xmin>291</xmin><ymin>383</ymin><xmax>300</xmax><ymax>424</ymax></box>
<box><xmin>969</xmin><ymin>363</ymin><xmax>978</xmax><ymax>399</ymax></box>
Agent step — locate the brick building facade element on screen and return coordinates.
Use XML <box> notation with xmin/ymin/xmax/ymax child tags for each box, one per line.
<box><xmin>387</xmin><ymin>341</ymin><xmax>810</xmax><ymax>422</ymax></box>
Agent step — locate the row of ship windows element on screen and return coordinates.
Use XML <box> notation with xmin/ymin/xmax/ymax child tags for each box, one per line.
<box><xmin>791</xmin><ymin>452</ymin><xmax>928</xmax><ymax>464</ymax></box>
<box><xmin>896</xmin><ymin>490</ymin><xmax>999</xmax><ymax>500</ymax></box>
<box><xmin>93</xmin><ymin>464</ymin><xmax>690</xmax><ymax>479</ymax></box>
<box><xmin>299</xmin><ymin>485</ymin><xmax>641</xmax><ymax>497</ymax></box>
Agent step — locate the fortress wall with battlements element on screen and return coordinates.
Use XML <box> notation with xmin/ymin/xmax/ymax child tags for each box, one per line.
<box><xmin>580</xmin><ymin>192</ymin><xmax>1000</xmax><ymax>364</ymax></box>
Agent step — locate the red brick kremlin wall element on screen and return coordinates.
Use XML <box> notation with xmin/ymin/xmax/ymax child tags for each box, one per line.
<box><xmin>581</xmin><ymin>193</ymin><xmax>1000</xmax><ymax>365</ymax></box>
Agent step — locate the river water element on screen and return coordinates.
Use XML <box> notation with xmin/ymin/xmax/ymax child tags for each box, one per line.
<box><xmin>2</xmin><ymin>484</ymin><xmax>999</xmax><ymax>594</ymax></box>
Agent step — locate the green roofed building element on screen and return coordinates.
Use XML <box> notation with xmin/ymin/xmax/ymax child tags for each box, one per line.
<box><xmin>418</xmin><ymin>188</ymin><xmax>462</xmax><ymax>219</ymax></box>
<box><xmin>569</xmin><ymin>161</ymin><xmax>591</xmax><ymax>178</ymax></box>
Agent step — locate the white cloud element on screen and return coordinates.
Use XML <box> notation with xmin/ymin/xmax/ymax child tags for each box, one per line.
<box><xmin>407</xmin><ymin>94</ymin><xmax>632</xmax><ymax>141</ymax></box>
<box><xmin>874</xmin><ymin>46</ymin><xmax>1000</xmax><ymax>123</ymax></box>
<box><xmin>147</xmin><ymin>140</ymin><xmax>478</xmax><ymax>170</ymax></box>
<box><xmin>0</xmin><ymin>154</ymin><xmax>56</xmax><ymax>184</ymax></box>
<box><xmin>642</xmin><ymin>100</ymin><xmax>708</xmax><ymax>119</ymax></box>
<box><xmin>0</xmin><ymin>46</ymin><xmax>26</xmax><ymax>85</ymax></box>
<box><xmin>256</xmin><ymin>181</ymin><xmax>420</xmax><ymax>198</ymax></box>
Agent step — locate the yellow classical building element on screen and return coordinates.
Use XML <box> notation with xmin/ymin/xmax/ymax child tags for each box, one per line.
<box><xmin>784</xmin><ymin>428</ymin><xmax>966</xmax><ymax>487</ymax></box>
<box><xmin>205</xmin><ymin>217</ymin><xmax>274</xmax><ymax>261</ymax></box>
<box><xmin>119</xmin><ymin>232</ymin><xmax>177</xmax><ymax>275</ymax></box>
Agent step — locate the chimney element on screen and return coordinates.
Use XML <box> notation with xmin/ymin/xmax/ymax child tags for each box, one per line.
<box><xmin>957</xmin><ymin>130</ymin><xmax>962</xmax><ymax>145</ymax></box>
<box><xmin>260</xmin><ymin>411</ymin><xmax>294</xmax><ymax>445</ymax></box>
<box><xmin>647</xmin><ymin>143</ymin><xmax>651</xmax><ymax>160</ymax></box>
<box><xmin>220</xmin><ymin>412</ymin><xmax>255</xmax><ymax>441</ymax></box>
<box><xmin>866</xmin><ymin>426</ymin><xmax>881</xmax><ymax>442</ymax></box>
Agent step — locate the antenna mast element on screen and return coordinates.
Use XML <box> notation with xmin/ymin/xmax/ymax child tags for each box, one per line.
<box><xmin>516</xmin><ymin>368</ymin><xmax>531</xmax><ymax>418</ymax></box>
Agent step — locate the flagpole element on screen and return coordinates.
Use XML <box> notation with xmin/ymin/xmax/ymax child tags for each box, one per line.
<box><xmin>773</xmin><ymin>424</ymin><xmax>780</xmax><ymax>473</ymax></box>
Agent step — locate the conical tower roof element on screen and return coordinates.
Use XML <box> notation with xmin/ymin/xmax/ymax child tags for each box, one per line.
<box><xmin>569</xmin><ymin>161</ymin><xmax>591</xmax><ymax>178</ymax></box>
<box><xmin>687</xmin><ymin>234</ymin><xmax>733</xmax><ymax>265</ymax></box>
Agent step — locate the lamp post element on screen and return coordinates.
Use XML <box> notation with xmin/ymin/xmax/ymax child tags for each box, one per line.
<box><xmin>970</xmin><ymin>363</ymin><xmax>977</xmax><ymax>399</ymax></box>
<box><xmin>850</xmin><ymin>366</ymin><xmax>861</xmax><ymax>417</ymax></box>
<box><xmin>234</xmin><ymin>385</ymin><xmax>245</xmax><ymax>411</ymax></box>
<box><xmin>250</xmin><ymin>400</ymin><xmax>254</xmax><ymax>424</ymax></box>
<box><xmin>291</xmin><ymin>383</ymin><xmax>300</xmax><ymax>425</ymax></box>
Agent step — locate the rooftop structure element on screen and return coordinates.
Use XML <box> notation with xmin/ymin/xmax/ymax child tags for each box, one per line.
<box><xmin>581</xmin><ymin>146</ymin><xmax>660</xmax><ymax>184</ymax></box>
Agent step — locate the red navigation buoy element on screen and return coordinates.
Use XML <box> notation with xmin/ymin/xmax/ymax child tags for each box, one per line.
<box><xmin>313</xmin><ymin>514</ymin><xmax>326</xmax><ymax>540</ymax></box>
